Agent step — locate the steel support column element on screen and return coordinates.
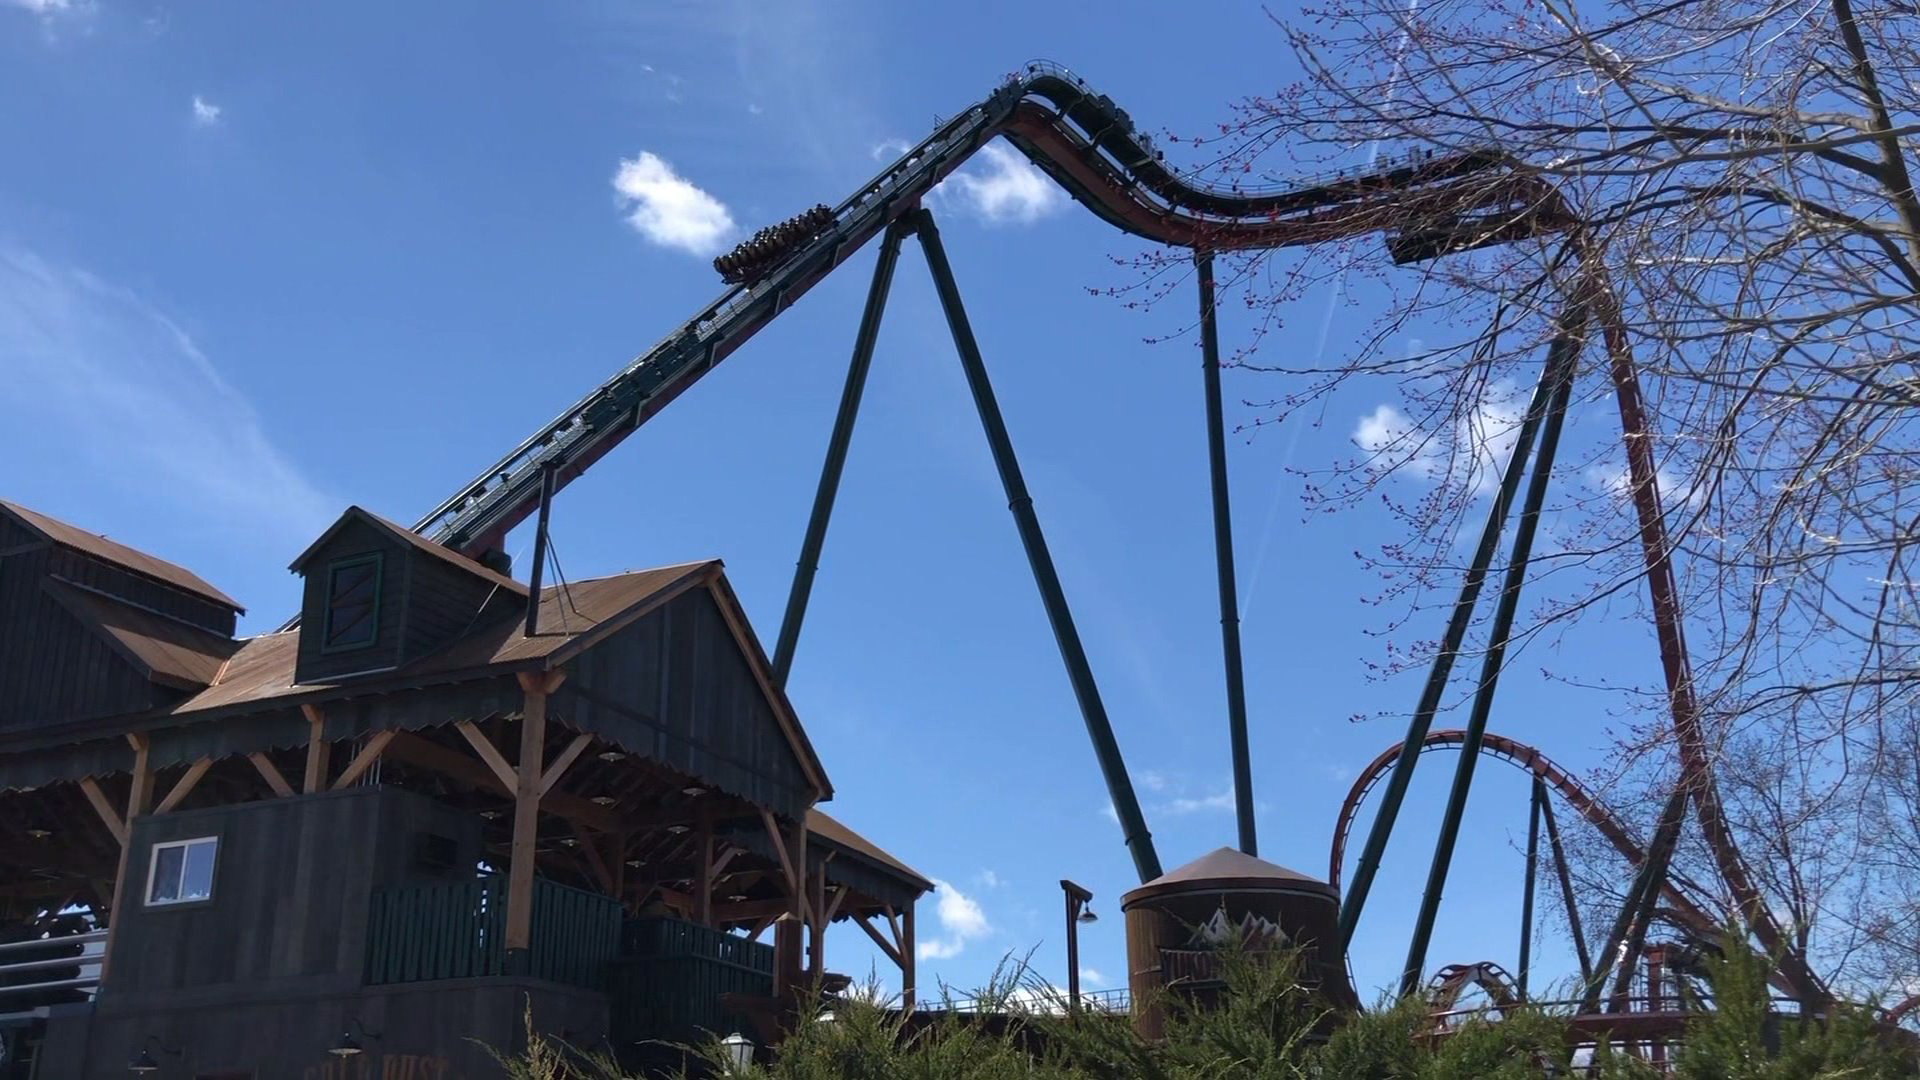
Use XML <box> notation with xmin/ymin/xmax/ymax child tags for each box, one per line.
<box><xmin>1340</xmin><ymin>309</ymin><xmax>1591</xmax><ymax>948</ymax></box>
<box><xmin>1517</xmin><ymin>778</ymin><xmax>1544</xmax><ymax>1000</ymax></box>
<box><xmin>912</xmin><ymin>208</ymin><xmax>1161</xmax><ymax>882</ymax></box>
<box><xmin>524</xmin><ymin>463</ymin><xmax>556</xmax><ymax>637</ymax></box>
<box><xmin>1586</xmin><ymin>779</ymin><xmax>1690</xmax><ymax>1012</ymax></box>
<box><xmin>1400</xmin><ymin>323</ymin><xmax>1580</xmax><ymax>996</ymax></box>
<box><xmin>1539</xmin><ymin>782</ymin><xmax>1593</xmax><ymax>985</ymax></box>
<box><xmin>772</xmin><ymin>222</ymin><xmax>911</xmax><ymax>686</ymax></box>
<box><xmin>1196</xmin><ymin>251</ymin><xmax>1257</xmax><ymax>856</ymax></box>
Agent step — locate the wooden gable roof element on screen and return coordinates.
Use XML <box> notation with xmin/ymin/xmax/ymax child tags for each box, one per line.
<box><xmin>1</xmin><ymin>500</ymin><xmax>242</xmax><ymax>611</ymax></box>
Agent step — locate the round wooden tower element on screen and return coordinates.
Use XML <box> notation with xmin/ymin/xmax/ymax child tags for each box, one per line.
<box><xmin>1121</xmin><ymin>848</ymin><xmax>1359</xmax><ymax>1037</ymax></box>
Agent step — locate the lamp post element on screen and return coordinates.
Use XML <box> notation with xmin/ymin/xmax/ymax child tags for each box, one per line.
<box><xmin>720</xmin><ymin>1031</ymin><xmax>754</xmax><ymax>1074</ymax></box>
<box><xmin>1061</xmin><ymin>879</ymin><xmax>1097</xmax><ymax>1012</ymax></box>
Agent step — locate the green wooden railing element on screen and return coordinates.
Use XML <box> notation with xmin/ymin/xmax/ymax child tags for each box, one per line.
<box><xmin>365</xmin><ymin>876</ymin><xmax>620</xmax><ymax>990</ymax></box>
<box><xmin>610</xmin><ymin>917</ymin><xmax>775</xmax><ymax>1046</ymax></box>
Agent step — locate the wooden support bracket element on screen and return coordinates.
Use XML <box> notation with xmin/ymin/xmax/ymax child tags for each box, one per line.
<box><xmin>153</xmin><ymin>758</ymin><xmax>213</xmax><ymax>815</ymax></box>
<box><xmin>247</xmin><ymin>753</ymin><xmax>296</xmax><ymax>798</ymax></box>
<box><xmin>454</xmin><ymin>720</ymin><xmax>518</xmax><ymax>790</ymax></box>
<box><xmin>301</xmin><ymin>704</ymin><xmax>331</xmax><ymax>794</ymax></box>
<box><xmin>540</xmin><ymin>733</ymin><xmax>593</xmax><ymax>797</ymax></box>
<box><xmin>854</xmin><ymin>914</ymin><xmax>903</xmax><ymax>967</ymax></box>
<box><xmin>78</xmin><ymin>778</ymin><xmax>126</xmax><ymax>846</ymax></box>
<box><xmin>331</xmin><ymin>730</ymin><xmax>397</xmax><ymax>790</ymax></box>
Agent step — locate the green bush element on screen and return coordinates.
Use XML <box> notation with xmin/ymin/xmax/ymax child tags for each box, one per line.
<box><xmin>487</xmin><ymin>943</ymin><xmax>1916</xmax><ymax>1078</ymax></box>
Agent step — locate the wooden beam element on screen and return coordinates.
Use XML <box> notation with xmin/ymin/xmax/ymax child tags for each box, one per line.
<box><xmin>759</xmin><ymin>809</ymin><xmax>801</xmax><ymax>897</ymax></box>
<box><xmin>902</xmin><ymin>902</ymin><xmax>917</xmax><ymax>1008</ymax></box>
<box><xmin>301</xmin><ymin>704</ymin><xmax>331</xmax><ymax>794</ymax></box>
<box><xmin>382</xmin><ymin>732</ymin><xmax>618</xmax><ymax>833</ymax></box>
<box><xmin>125</xmin><ymin>733</ymin><xmax>153</xmax><ymax>819</ymax></box>
<box><xmin>247</xmin><ymin>753</ymin><xmax>296</xmax><ymax>799</ymax></box>
<box><xmin>101</xmin><ymin>733</ymin><xmax>151</xmax><ymax>984</ymax></box>
<box><xmin>570</xmin><ymin>820</ymin><xmax>614</xmax><ymax>895</ymax></box>
<box><xmin>539</xmin><ymin>733</ymin><xmax>593</xmax><ymax>797</ymax></box>
<box><xmin>807</xmin><ymin>867</ymin><xmax>827</xmax><ymax>976</ymax></box>
<box><xmin>331</xmin><ymin>730</ymin><xmax>397</xmax><ymax>790</ymax></box>
<box><xmin>454</xmin><ymin>720</ymin><xmax>517</xmax><ymax>790</ymax></box>
<box><xmin>854</xmin><ymin>914</ymin><xmax>903</xmax><ymax>967</ymax></box>
<box><xmin>153</xmin><ymin>758</ymin><xmax>213</xmax><ymax>815</ymax></box>
<box><xmin>507</xmin><ymin>672</ymin><xmax>551</xmax><ymax>955</ymax></box>
<box><xmin>77</xmin><ymin>779</ymin><xmax>125</xmax><ymax>846</ymax></box>
<box><xmin>747</xmin><ymin>914</ymin><xmax>777</xmax><ymax>942</ymax></box>
<box><xmin>822</xmin><ymin>884</ymin><xmax>849</xmax><ymax>925</ymax></box>
<box><xmin>696</xmin><ymin>808</ymin><xmax>714</xmax><ymax>927</ymax></box>
<box><xmin>710</xmin><ymin>846</ymin><xmax>741</xmax><ymax>881</ymax></box>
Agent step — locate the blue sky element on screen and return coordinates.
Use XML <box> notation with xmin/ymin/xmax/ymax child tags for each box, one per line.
<box><xmin>0</xmin><ymin>0</ymin><xmax>1670</xmax><ymax>1005</ymax></box>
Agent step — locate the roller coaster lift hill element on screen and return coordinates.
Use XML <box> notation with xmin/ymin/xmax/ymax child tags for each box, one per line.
<box><xmin>376</xmin><ymin>61</ymin><xmax>1830</xmax><ymax>1014</ymax></box>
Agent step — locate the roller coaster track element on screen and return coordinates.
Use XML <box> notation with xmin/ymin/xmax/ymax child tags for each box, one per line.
<box><xmin>389</xmin><ymin>59</ymin><xmax>1816</xmax><ymax>998</ymax></box>
<box><xmin>1329</xmin><ymin>730</ymin><xmax>1721</xmax><ymax>936</ymax></box>
<box><xmin>408</xmin><ymin>60</ymin><xmax>1557</xmax><ymax>558</ymax></box>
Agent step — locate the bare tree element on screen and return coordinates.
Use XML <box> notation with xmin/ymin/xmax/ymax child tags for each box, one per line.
<box><xmin>1171</xmin><ymin>0</ymin><xmax>1920</xmax><ymax>998</ymax></box>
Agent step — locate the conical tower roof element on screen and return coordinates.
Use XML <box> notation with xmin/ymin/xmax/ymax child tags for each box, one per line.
<box><xmin>1122</xmin><ymin>847</ymin><xmax>1338</xmax><ymax>907</ymax></box>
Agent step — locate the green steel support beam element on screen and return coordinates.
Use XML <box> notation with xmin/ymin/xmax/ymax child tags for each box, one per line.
<box><xmin>1517</xmin><ymin>777</ymin><xmax>1544</xmax><ymax>1000</ymax></box>
<box><xmin>1539</xmin><ymin>780</ymin><xmax>1594</xmax><ymax>986</ymax></box>
<box><xmin>772</xmin><ymin>222</ymin><xmax>910</xmax><ymax>686</ymax></box>
<box><xmin>912</xmin><ymin>208</ymin><xmax>1162</xmax><ymax>883</ymax></box>
<box><xmin>1196</xmin><ymin>251</ymin><xmax>1257</xmax><ymax>857</ymax></box>
<box><xmin>1339</xmin><ymin>308</ymin><xmax>1591</xmax><ymax>950</ymax></box>
<box><xmin>1399</xmin><ymin>325</ymin><xmax>1581</xmax><ymax>996</ymax></box>
<box><xmin>1586</xmin><ymin>778</ymin><xmax>1690</xmax><ymax>1013</ymax></box>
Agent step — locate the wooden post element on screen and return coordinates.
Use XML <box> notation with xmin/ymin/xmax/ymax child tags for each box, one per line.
<box><xmin>695</xmin><ymin>809</ymin><xmax>714</xmax><ymax>927</ymax></box>
<box><xmin>807</xmin><ymin>861</ymin><xmax>827</xmax><ymax>978</ymax></box>
<box><xmin>100</xmin><ymin>733</ymin><xmax>153</xmax><ymax>982</ymax></box>
<box><xmin>505</xmin><ymin>672</ymin><xmax>554</xmax><ymax>971</ymax></box>
<box><xmin>301</xmin><ymin>704</ymin><xmax>331</xmax><ymax>794</ymax></box>
<box><xmin>901</xmin><ymin>902</ymin><xmax>917</xmax><ymax>1010</ymax></box>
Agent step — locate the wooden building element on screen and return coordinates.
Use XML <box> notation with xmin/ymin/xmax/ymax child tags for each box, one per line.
<box><xmin>0</xmin><ymin>501</ymin><xmax>929</xmax><ymax>1078</ymax></box>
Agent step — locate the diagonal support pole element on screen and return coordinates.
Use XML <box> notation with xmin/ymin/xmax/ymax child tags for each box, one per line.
<box><xmin>1399</xmin><ymin>317</ymin><xmax>1582</xmax><ymax>996</ymax></box>
<box><xmin>1517</xmin><ymin>777</ymin><xmax>1544</xmax><ymax>1000</ymax></box>
<box><xmin>911</xmin><ymin>208</ymin><xmax>1161</xmax><ymax>883</ymax></box>
<box><xmin>1539</xmin><ymin>780</ymin><xmax>1594</xmax><ymax>985</ymax></box>
<box><xmin>1196</xmin><ymin>251</ymin><xmax>1257</xmax><ymax>857</ymax></box>
<box><xmin>773</xmin><ymin>221</ymin><xmax>911</xmax><ymax>686</ymax></box>
<box><xmin>1340</xmin><ymin>306</ymin><xmax>1591</xmax><ymax>949</ymax></box>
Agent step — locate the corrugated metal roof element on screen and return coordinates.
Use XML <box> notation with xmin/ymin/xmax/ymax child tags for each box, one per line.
<box><xmin>808</xmin><ymin>809</ymin><xmax>933</xmax><ymax>893</ymax></box>
<box><xmin>170</xmin><ymin>561</ymin><xmax>718</xmax><ymax>716</ymax></box>
<box><xmin>2</xmin><ymin>501</ymin><xmax>242</xmax><ymax>611</ymax></box>
<box><xmin>288</xmin><ymin>506</ymin><xmax>526</xmax><ymax>596</ymax></box>
<box><xmin>45</xmin><ymin>580</ymin><xmax>239</xmax><ymax>689</ymax></box>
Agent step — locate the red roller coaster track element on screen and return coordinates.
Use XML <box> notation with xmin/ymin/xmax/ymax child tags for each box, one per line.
<box><xmin>1329</xmin><ymin>730</ymin><xmax>1720</xmax><ymax>936</ymax></box>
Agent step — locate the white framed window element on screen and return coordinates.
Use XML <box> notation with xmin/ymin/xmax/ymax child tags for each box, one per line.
<box><xmin>145</xmin><ymin>836</ymin><xmax>218</xmax><ymax>906</ymax></box>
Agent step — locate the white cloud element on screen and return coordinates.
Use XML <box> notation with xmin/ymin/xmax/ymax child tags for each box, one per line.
<box><xmin>1080</xmin><ymin>967</ymin><xmax>1107</xmax><ymax>988</ymax></box>
<box><xmin>1138</xmin><ymin>769</ymin><xmax>1170</xmax><ymax>793</ymax></box>
<box><xmin>1353</xmin><ymin>385</ymin><xmax>1528</xmax><ymax>496</ymax></box>
<box><xmin>977</xmin><ymin>869</ymin><xmax>1002</xmax><ymax>889</ymax></box>
<box><xmin>916</xmin><ymin>877</ymin><xmax>991</xmax><ymax>961</ymax></box>
<box><xmin>870</xmin><ymin>138</ymin><xmax>912</xmax><ymax>162</ymax></box>
<box><xmin>747</xmin><ymin>102</ymin><xmax>764</xmax><ymax>116</ymax></box>
<box><xmin>611</xmin><ymin>151</ymin><xmax>736</xmax><ymax>257</ymax></box>
<box><xmin>933</xmin><ymin>141</ymin><xmax>1065</xmax><ymax>225</ymax></box>
<box><xmin>191</xmin><ymin>95</ymin><xmax>222</xmax><ymax>126</ymax></box>
<box><xmin>5</xmin><ymin>0</ymin><xmax>71</xmax><ymax>13</ymax></box>
<box><xmin>0</xmin><ymin>247</ymin><xmax>334</xmax><ymax>549</ymax></box>
<box><xmin>1161</xmin><ymin>788</ymin><xmax>1237</xmax><ymax>816</ymax></box>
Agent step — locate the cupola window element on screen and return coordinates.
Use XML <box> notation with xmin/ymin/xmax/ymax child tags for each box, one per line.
<box><xmin>322</xmin><ymin>553</ymin><xmax>382</xmax><ymax>651</ymax></box>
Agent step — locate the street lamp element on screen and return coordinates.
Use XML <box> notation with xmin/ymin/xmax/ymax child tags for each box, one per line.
<box><xmin>720</xmin><ymin>1031</ymin><xmax>754</xmax><ymax>1073</ymax></box>
<box><xmin>1061</xmin><ymin>879</ymin><xmax>1096</xmax><ymax>1013</ymax></box>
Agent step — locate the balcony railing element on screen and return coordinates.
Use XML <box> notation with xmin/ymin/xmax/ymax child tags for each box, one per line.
<box><xmin>364</xmin><ymin>876</ymin><xmax>620</xmax><ymax>990</ymax></box>
<box><xmin>610</xmin><ymin>917</ymin><xmax>774</xmax><ymax>1045</ymax></box>
<box><xmin>0</xmin><ymin>929</ymin><xmax>105</xmax><ymax>1014</ymax></box>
